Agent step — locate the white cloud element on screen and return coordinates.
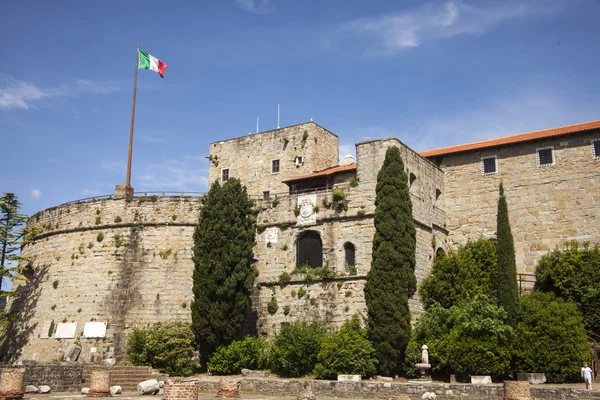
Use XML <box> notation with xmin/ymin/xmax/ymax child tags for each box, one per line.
<box><xmin>234</xmin><ymin>0</ymin><xmax>274</xmax><ymax>15</ymax></box>
<box><xmin>101</xmin><ymin>160</ymin><xmax>126</xmax><ymax>173</ymax></box>
<box><xmin>405</xmin><ymin>89</ymin><xmax>600</xmax><ymax>152</ymax></box>
<box><xmin>139</xmin><ymin>134</ymin><xmax>166</xmax><ymax>144</ymax></box>
<box><xmin>0</xmin><ymin>74</ymin><xmax>120</xmax><ymax>110</ymax></box>
<box><xmin>341</xmin><ymin>0</ymin><xmax>564</xmax><ymax>54</ymax></box>
<box><xmin>47</xmin><ymin>157</ymin><xmax>59</xmax><ymax>163</ymax></box>
<box><xmin>31</xmin><ymin>189</ymin><xmax>41</xmax><ymax>199</ymax></box>
<box><xmin>137</xmin><ymin>155</ymin><xmax>209</xmax><ymax>192</ymax></box>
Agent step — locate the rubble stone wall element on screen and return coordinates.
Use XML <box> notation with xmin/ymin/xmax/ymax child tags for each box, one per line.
<box><xmin>4</xmin><ymin>196</ymin><xmax>202</xmax><ymax>364</ymax></box>
<box><xmin>207</xmin><ymin>122</ymin><xmax>339</xmax><ymax>197</ymax></box>
<box><xmin>438</xmin><ymin>130</ymin><xmax>600</xmax><ymax>273</ymax></box>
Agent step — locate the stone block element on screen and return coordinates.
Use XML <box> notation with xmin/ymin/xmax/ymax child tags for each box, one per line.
<box><xmin>240</xmin><ymin>369</ymin><xmax>270</xmax><ymax>378</ymax></box>
<box><xmin>216</xmin><ymin>378</ymin><xmax>240</xmax><ymax>398</ymax></box>
<box><xmin>82</xmin><ymin>388</ymin><xmax>90</xmax><ymax>395</ymax></box>
<box><xmin>64</xmin><ymin>344</ymin><xmax>81</xmax><ymax>362</ymax></box>
<box><xmin>25</xmin><ymin>385</ymin><xmax>38</xmax><ymax>393</ymax></box>
<box><xmin>337</xmin><ymin>374</ymin><xmax>360</xmax><ymax>382</ymax></box>
<box><xmin>516</xmin><ymin>373</ymin><xmax>546</xmax><ymax>384</ymax></box>
<box><xmin>137</xmin><ymin>379</ymin><xmax>160</xmax><ymax>395</ymax></box>
<box><xmin>421</xmin><ymin>393</ymin><xmax>436</xmax><ymax>399</ymax></box>
<box><xmin>470</xmin><ymin>375</ymin><xmax>492</xmax><ymax>384</ymax></box>
<box><xmin>38</xmin><ymin>385</ymin><xmax>51</xmax><ymax>394</ymax></box>
<box><xmin>110</xmin><ymin>386</ymin><xmax>122</xmax><ymax>395</ymax></box>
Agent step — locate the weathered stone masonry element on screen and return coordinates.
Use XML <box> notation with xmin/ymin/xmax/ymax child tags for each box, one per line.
<box><xmin>7</xmin><ymin>120</ymin><xmax>599</xmax><ymax>364</ymax></box>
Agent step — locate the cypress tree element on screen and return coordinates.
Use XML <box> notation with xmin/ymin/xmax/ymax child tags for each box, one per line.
<box><xmin>495</xmin><ymin>182</ymin><xmax>519</xmax><ymax>327</ymax></box>
<box><xmin>364</xmin><ymin>146</ymin><xmax>416</xmax><ymax>375</ymax></box>
<box><xmin>191</xmin><ymin>178</ymin><xmax>257</xmax><ymax>366</ymax></box>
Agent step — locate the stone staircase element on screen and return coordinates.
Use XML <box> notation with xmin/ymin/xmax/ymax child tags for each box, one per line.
<box><xmin>82</xmin><ymin>366</ymin><xmax>166</xmax><ymax>392</ymax></box>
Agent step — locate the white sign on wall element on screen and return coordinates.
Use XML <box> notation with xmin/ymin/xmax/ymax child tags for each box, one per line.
<box><xmin>54</xmin><ymin>322</ymin><xmax>77</xmax><ymax>339</ymax></box>
<box><xmin>265</xmin><ymin>227</ymin><xmax>278</xmax><ymax>244</ymax></box>
<box><xmin>40</xmin><ymin>320</ymin><xmax>52</xmax><ymax>339</ymax></box>
<box><xmin>83</xmin><ymin>322</ymin><xmax>107</xmax><ymax>338</ymax></box>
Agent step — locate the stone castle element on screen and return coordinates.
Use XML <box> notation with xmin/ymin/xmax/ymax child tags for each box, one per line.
<box><xmin>3</xmin><ymin>119</ymin><xmax>599</xmax><ymax>364</ymax></box>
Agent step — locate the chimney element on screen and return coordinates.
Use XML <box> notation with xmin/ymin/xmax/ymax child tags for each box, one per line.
<box><xmin>343</xmin><ymin>154</ymin><xmax>355</xmax><ymax>165</ymax></box>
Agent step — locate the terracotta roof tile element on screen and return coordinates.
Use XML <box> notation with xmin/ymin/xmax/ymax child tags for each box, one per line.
<box><xmin>283</xmin><ymin>163</ymin><xmax>357</xmax><ymax>183</ymax></box>
<box><xmin>420</xmin><ymin>120</ymin><xmax>600</xmax><ymax>158</ymax></box>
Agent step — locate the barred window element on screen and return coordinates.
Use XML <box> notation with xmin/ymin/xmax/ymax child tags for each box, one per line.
<box><xmin>593</xmin><ymin>140</ymin><xmax>600</xmax><ymax>159</ymax></box>
<box><xmin>222</xmin><ymin>169</ymin><xmax>229</xmax><ymax>181</ymax></box>
<box><xmin>272</xmin><ymin>159</ymin><xmax>280</xmax><ymax>173</ymax></box>
<box><xmin>537</xmin><ymin>147</ymin><xmax>554</xmax><ymax>166</ymax></box>
<box><xmin>482</xmin><ymin>156</ymin><xmax>497</xmax><ymax>175</ymax></box>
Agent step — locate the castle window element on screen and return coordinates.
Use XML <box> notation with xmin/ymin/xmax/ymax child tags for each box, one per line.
<box><xmin>295</xmin><ymin>156</ymin><xmax>304</xmax><ymax>166</ymax></box>
<box><xmin>222</xmin><ymin>169</ymin><xmax>229</xmax><ymax>181</ymax></box>
<box><xmin>344</xmin><ymin>242</ymin><xmax>355</xmax><ymax>271</ymax></box>
<box><xmin>435</xmin><ymin>189</ymin><xmax>442</xmax><ymax>201</ymax></box>
<box><xmin>409</xmin><ymin>173</ymin><xmax>417</xmax><ymax>187</ymax></box>
<box><xmin>296</xmin><ymin>231</ymin><xmax>322</xmax><ymax>268</ymax></box>
<box><xmin>481</xmin><ymin>156</ymin><xmax>497</xmax><ymax>175</ymax></box>
<box><xmin>263</xmin><ymin>191</ymin><xmax>270</xmax><ymax>200</ymax></box>
<box><xmin>272</xmin><ymin>159</ymin><xmax>280</xmax><ymax>173</ymax></box>
<box><xmin>593</xmin><ymin>140</ymin><xmax>600</xmax><ymax>159</ymax></box>
<box><xmin>537</xmin><ymin>147</ymin><xmax>554</xmax><ymax>166</ymax></box>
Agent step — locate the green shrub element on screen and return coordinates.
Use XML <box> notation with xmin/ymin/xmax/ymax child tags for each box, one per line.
<box><xmin>349</xmin><ymin>177</ymin><xmax>359</xmax><ymax>188</ymax></box>
<box><xmin>278</xmin><ymin>272</ymin><xmax>291</xmax><ymax>285</ymax></box>
<box><xmin>271</xmin><ymin>321</ymin><xmax>324</xmax><ymax>377</ymax></box>
<box><xmin>126</xmin><ymin>321</ymin><xmax>199</xmax><ymax>376</ymax></box>
<box><xmin>405</xmin><ymin>295</ymin><xmax>514</xmax><ymax>377</ymax></box>
<box><xmin>534</xmin><ymin>244</ymin><xmax>600</xmax><ymax>336</ymax></box>
<box><xmin>267</xmin><ymin>296</ymin><xmax>278</xmax><ymax>315</ymax></box>
<box><xmin>314</xmin><ymin>315</ymin><xmax>376</xmax><ymax>379</ymax></box>
<box><xmin>331</xmin><ymin>189</ymin><xmax>348</xmax><ymax>213</ymax></box>
<box><xmin>114</xmin><ymin>216</ymin><xmax>122</xmax><ymax>223</ymax></box>
<box><xmin>514</xmin><ymin>292</ymin><xmax>590</xmax><ymax>382</ymax></box>
<box><xmin>419</xmin><ymin>239</ymin><xmax>496</xmax><ymax>310</ymax></box>
<box><xmin>207</xmin><ymin>335</ymin><xmax>271</xmax><ymax>375</ymax></box>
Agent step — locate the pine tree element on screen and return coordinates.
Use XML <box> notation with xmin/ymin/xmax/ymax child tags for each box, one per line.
<box><xmin>191</xmin><ymin>179</ymin><xmax>257</xmax><ymax>366</ymax></box>
<box><xmin>495</xmin><ymin>182</ymin><xmax>519</xmax><ymax>327</ymax></box>
<box><xmin>364</xmin><ymin>146</ymin><xmax>416</xmax><ymax>375</ymax></box>
<box><xmin>0</xmin><ymin>193</ymin><xmax>28</xmax><ymax>294</ymax></box>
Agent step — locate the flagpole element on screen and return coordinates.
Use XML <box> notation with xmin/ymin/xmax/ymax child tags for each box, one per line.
<box><xmin>126</xmin><ymin>43</ymin><xmax>139</xmax><ymax>188</ymax></box>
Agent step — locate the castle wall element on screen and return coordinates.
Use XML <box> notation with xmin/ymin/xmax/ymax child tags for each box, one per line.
<box><xmin>438</xmin><ymin>129</ymin><xmax>600</xmax><ymax>273</ymax></box>
<box><xmin>3</xmin><ymin>196</ymin><xmax>202</xmax><ymax>363</ymax></box>
<box><xmin>251</xmin><ymin>138</ymin><xmax>447</xmax><ymax>329</ymax></box>
<box><xmin>207</xmin><ymin>122</ymin><xmax>339</xmax><ymax>197</ymax></box>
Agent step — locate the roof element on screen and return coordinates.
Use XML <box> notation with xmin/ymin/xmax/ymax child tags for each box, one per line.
<box><xmin>420</xmin><ymin>120</ymin><xmax>600</xmax><ymax>158</ymax></box>
<box><xmin>283</xmin><ymin>163</ymin><xmax>357</xmax><ymax>183</ymax></box>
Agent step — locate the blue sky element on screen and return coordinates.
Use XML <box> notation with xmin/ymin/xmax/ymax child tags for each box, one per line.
<box><xmin>1</xmin><ymin>0</ymin><xmax>600</xmax><ymax>218</ymax></box>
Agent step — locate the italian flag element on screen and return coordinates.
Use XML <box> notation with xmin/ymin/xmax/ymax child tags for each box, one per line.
<box><xmin>138</xmin><ymin>49</ymin><xmax>168</xmax><ymax>78</ymax></box>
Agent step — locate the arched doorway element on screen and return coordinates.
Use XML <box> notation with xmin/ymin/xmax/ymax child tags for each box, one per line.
<box><xmin>296</xmin><ymin>231</ymin><xmax>323</xmax><ymax>268</ymax></box>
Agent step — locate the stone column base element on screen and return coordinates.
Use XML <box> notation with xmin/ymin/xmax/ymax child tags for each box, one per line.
<box><xmin>114</xmin><ymin>184</ymin><xmax>134</xmax><ymax>199</ymax></box>
<box><xmin>504</xmin><ymin>380</ymin><xmax>532</xmax><ymax>400</ymax></box>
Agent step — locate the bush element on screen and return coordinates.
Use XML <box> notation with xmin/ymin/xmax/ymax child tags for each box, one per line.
<box><xmin>419</xmin><ymin>239</ymin><xmax>496</xmax><ymax>310</ymax></box>
<box><xmin>514</xmin><ymin>292</ymin><xmax>591</xmax><ymax>382</ymax></box>
<box><xmin>271</xmin><ymin>321</ymin><xmax>324</xmax><ymax>377</ymax></box>
<box><xmin>405</xmin><ymin>295</ymin><xmax>514</xmax><ymax>377</ymax></box>
<box><xmin>534</xmin><ymin>243</ymin><xmax>600</xmax><ymax>336</ymax></box>
<box><xmin>314</xmin><ymin>315</ymin><xmax>376</xmax><ymax>379</ymax></box>
<box><xmin>331</xmin><ymin>189</ymin><xmax>348</xmax><ymax>213</ymax></box>
<box><xmin>127</xmin><ymin>322</ymin><xmax>199</xmax><ymax>376</ymax></box>
<box><xmin>207</xmin><ymin>335</ymin><xmax>271</xmax><ymax>375</ymax></box>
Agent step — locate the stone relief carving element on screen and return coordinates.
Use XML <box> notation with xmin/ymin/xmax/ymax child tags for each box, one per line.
<box><xmin>297</xmin><ymin>194</ymin><xmax>317</xmax><ymax>225</ymax></box>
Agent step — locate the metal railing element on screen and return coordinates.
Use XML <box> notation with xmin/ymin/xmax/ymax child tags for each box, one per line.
<box><xmin>51</xmin><ymin>192</ymin><xmax>206</xmax><ymax>208</ymax></box>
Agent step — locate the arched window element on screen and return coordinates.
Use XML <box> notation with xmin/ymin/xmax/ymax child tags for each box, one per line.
<box><xmin>296</xmin><ymin>231</ymin><xmax>323</xmax><ymax>268</ymax></box>
<box><xmin>344</xmin><ymin>242</ymin><xmax>355</xmax><ymax>270</ymax></box>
